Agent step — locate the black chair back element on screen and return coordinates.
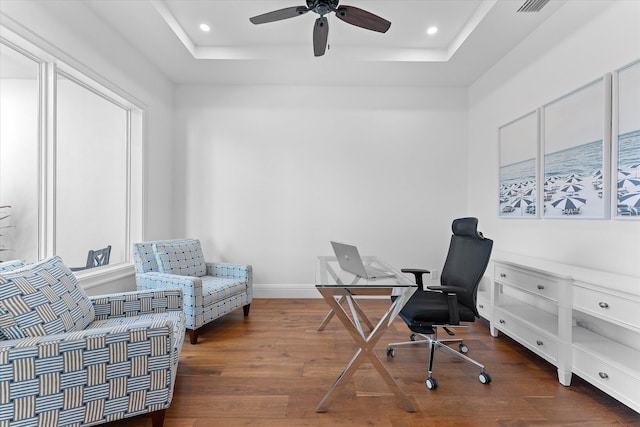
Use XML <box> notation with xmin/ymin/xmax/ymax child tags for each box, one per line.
<box><xmin>440</xmin><ymin>217</ymin><xmax>493</xmax><ymax>317</ymax></box>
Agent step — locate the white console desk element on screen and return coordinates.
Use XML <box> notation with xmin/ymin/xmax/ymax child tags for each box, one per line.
<box><xmin>482</xmin><ymin>252</ymin><xmax>640</xmax><ymax>413</ymax></box>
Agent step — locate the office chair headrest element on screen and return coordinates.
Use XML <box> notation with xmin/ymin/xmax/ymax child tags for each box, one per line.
<box><xmin>452</xmin><ymin>217</ymin><xmax>483</xmax><ymax>238</ymax></box>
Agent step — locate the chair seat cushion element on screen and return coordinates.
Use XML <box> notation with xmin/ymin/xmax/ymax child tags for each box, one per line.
<box><xmin>153</xmin><ymin>239</ymin><xmax>207</xmax><ymax>277</ymax></box>
<box><xmin>399</xmin><ymin>290</ymin><xmax>476</xmax><ymax>334</ymax></box>
<box><xmin>0</xmin><ymin>256</ymin><xmax>95</xmax><ymax>340</ymax></box>
<box><xmin>201</xmin><ymin>276</ymin><xmax>247</xmax><ymax>306</ymax></box>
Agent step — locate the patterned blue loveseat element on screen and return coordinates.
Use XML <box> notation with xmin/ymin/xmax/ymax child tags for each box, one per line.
<box><xmin>0</xmin><ymin>257</ymin><xmax>185</xmax><ymax>427</ymax></box>
<box><xmin>133</xmin><ymin>239</ymin><xmax>252</xmax><ymax>344</ymax></box>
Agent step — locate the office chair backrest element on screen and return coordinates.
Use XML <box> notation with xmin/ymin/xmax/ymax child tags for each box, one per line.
<box><xmin>440</xmin><ymin>217</ymin><xmax>493</xmax><ymax>317</ymax></box>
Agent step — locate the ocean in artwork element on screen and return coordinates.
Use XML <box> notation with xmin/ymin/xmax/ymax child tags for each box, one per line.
<box><xmin>499</xmin><ymin>129</ymin><xmax>640</xmax><ymax>217</ymax></box>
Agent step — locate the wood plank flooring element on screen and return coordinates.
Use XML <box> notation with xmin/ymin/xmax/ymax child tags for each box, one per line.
<box><xmin>107</xmin><ymin>298</ymin><xmax>639</xmax><ymax>426</ymax></box>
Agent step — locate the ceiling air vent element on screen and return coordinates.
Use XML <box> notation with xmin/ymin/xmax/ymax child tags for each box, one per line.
<box><xmin>517</xmin><ymin>0</ymin><xmax>550</xmax><ymax>12</ymax></box>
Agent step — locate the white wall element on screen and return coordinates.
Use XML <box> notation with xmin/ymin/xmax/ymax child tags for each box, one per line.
<box><xmin>468</xmin><ymin>0</ymin><xmax>640</xmax><ymax>277</ymax></box>
<box><xmin>174</xmin><ymin>85</ymin><xmax>469</xmax><ymax>284</ymax></box>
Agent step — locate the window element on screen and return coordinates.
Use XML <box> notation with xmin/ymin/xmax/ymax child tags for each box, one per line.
<box><xmin>0</xmin><ymin>28</ymin><xmax>142</xmax><ymax>273</ymax></box>
<box><xmin>55</xmin><ymin>72</ymin><xmax>129</xmax><ymax>267</ymax></box>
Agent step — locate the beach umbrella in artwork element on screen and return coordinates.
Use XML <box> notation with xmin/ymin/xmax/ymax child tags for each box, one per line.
<box><xmin>618</xmin><ymin>170</ymin><xmax>631</xmax><ymax>180</ymax></box>
<box><xmin>617</xmin><ymin>178</ymin><xmax>640</xmax><ymax>191</ymax></box>
<box><xmin>551</xmin><ymin>195</ymin><xmax>586</xmax><ymax>211</ymax></box>
<box><xmin>564</xmin><ymin>177</ymin><xmax>583</xmax><ymax>184</ymax></box>
<box><xmin>511</xmin><ymin>196</ymin><xmax>535</xmax><ymax>214</ymax></box>
<box><xmin>511</xmin><ymin>197</ymin><xmax>534</xmax><ymax>207</ymax></box>
<box><xmin>560</xmin><ymin>183</ymin><xmax>583</xmax><ymax>193</ymax></box>
<box><xmin>619</xmin><ymin>191</ymin><xmax>640</xmax><ymax>208</ymax></box>
<box><xmin>592</xmin><ymin>169</ymin><xmax>603</xmax><ymax>179</ymax></box>
<box><xmin>627</xmin><ymin>163</ymin><xmax>640</xmax><ymax>178</ymax></box>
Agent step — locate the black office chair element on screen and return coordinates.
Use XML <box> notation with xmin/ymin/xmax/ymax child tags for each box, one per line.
<box><xmin>387</xmin><ymin>217</ymin><xmax>493</xmax><ymax>390</ymax></box>
<box><xmin>71</xmin><ymin>245</ymin><xmax>111</xmax><ymax>271</ymax></box>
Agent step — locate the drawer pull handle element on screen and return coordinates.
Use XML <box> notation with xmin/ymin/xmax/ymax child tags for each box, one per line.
<box><xmin>537</xmin><ymin>285</ymin><xmax>545</xmax><ymax>290</ymax></box>
<box><xmin>598</xmin><ymin>372</ymin><xmax>609</xmax><ymax>379</ymax></box>
<box><xmin>536</xmin><ymin>340</ymin><xmax>543</xmax><ymax>346</ymax></box>
<box><xmin>499</xmin><ymin>319</ymin><xmax>505</xmax><ymax>324</ymax></box>
<box><xmin>499</xmin><ymin>273</ymin><xmax>506</xmax><ymax>278</ymax></box>
<box><xmin>598</xmin><ymin>302</ymin><xmax>609</xmax><ymax>309</ymax></box>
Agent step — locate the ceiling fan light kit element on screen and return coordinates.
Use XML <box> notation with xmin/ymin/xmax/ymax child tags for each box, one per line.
<box><xmin>249</xmin><ymin>0</ymin><xmax>391</xmax><ymax>57</ymax></box>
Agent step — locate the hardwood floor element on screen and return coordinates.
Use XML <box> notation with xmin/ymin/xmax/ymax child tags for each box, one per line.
<box><xmin>108</xmin><ymin>298</ymin><xmax>639</xmax><ymax>426</ymax></box>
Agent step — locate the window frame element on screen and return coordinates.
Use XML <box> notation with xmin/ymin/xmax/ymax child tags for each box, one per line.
<box><xmin>0</xmin><ymin>26</ymin><xmax>144</xmax><ymax>288</ymax></box>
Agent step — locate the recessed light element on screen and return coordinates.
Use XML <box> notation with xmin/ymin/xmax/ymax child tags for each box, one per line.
<box><xmin>200</xmin><ymin>23</ymin><xmax>210</xmax><ymax>32</ymax></box>
<box><xmin>427</xmin><ymin>26</ymin><xmax>438</xmax><ymax>35</ymax></box>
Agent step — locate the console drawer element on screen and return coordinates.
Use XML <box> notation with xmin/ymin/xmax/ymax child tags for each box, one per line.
<box><xmin>494</xmin><ymin>309</ymin><xmax>558</xmax><ymax>363</ymax></box>
<box><xmin>495</xmin><ymin>264</ymin><xmax>558</xmax><ymax>301</ymax></box>
<box><xmin>573</xmin><ymin>286</ymin><xmax>639</xmax><ymax>329</ymax></box>
<box><xmin>573</xmin><ymin>347</ymin><xmax>640</xmax><ymax>406</ymax></box>
<box><xmin>477</xmin><ymin>296</ymin><xmax>491</xmax><ymax>320</ymax></box>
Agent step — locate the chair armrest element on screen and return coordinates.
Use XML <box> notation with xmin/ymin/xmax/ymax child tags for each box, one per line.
<box><xmin>0</xmin><ymin>320</ymin><xmax>176</xmax><ymax>418</ymax></box>
<box><xmin>426</xmin><ymin>285</ymin><xmax>467</xmax><ymax>325</ymax></box>
<box><xmin>206</xmin><ymin>262</ymin><xmax>252</xmax><ymax>282</ymax></box>
<box><xmin>401</xmin><ymin>268</ymin><xmax>431</xmax><ymax>290</ymax></box>
<box><xmin>426</xmin><ymin>285</ymin><xmax>468</xmax><ymax>295</ymax></box>
<box><xmin>90</xmin><ymin>287</ymin><xmax>183</xmax><ymax>320</ymax></box>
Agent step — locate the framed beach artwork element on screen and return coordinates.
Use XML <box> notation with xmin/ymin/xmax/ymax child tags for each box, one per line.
<box><xmin>613</xmin><ymin>60</ymin><xmax>640</xmax><ymax>219</ymax></box>
<box><xmin>498</xmin><ymin>110</ymin><xmax>539</xmax><ymax>217</ymax></box>
<box><xmin>542</xmin><ymin>76</ymin><xmax>611</xmax><ymax>219</ymax></box>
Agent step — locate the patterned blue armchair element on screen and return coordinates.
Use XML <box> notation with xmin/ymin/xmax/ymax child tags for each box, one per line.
<box><xmin>0</xmin><ymin>257</ymin><xmax>185</xmax><ymax>427</ymax></box>
<box><xmin>133</xmin><ymin>239</ymin><xmax>252</xmax><ymax>344</ymax></box>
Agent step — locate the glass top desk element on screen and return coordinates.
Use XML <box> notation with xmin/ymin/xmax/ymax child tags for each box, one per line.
<box><xmin>315</xmin><ymin>255</ymin><xmax>417</xmax><ymax>413</ymax></box>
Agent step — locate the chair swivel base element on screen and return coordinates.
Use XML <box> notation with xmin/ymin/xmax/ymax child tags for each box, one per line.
<box><xmin>387</xmin><ymin>332</ymin><xmax>491</xmax><ymax>390</ymax></box>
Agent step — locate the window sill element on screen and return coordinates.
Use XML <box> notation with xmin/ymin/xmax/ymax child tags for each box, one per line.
<box><xmin>74</xmin><ymin>263</ymin><xmax>135</xmax><ymax>290</ymax></box>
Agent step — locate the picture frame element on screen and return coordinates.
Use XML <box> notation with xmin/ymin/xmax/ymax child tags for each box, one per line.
<box><xmin>541</xmin><ymin>76</ymin><xmax>611</xmax><ymax>219</ymax></box>
<box><xmin>613</xmin><ymin>60</ymin><xmax>640</xmax><ymax>219</ymax></box>
<box><xmin>498</xmin><ymin>110</ymin><xmax>539</xmax><ymax>218</ymax></box>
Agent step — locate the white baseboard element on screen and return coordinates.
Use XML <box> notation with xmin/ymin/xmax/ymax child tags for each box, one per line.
<box><xmin>253</xmin><ymin>283</ymin><xmax>321</xmax><ymax>299</ymax></box>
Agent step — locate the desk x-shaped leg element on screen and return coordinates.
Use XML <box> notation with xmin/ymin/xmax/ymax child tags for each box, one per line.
<box><xmin>315</xmin><ymin>287</ymin><xmax>416</xmax><ymax>413</ymax></box>
<box><xmin>317</xmin><ymin>295</ymin><xmax>375</xmax><ymax>331</ymax></box>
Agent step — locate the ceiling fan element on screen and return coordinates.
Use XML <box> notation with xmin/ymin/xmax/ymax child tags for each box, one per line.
<box><xmin>249</xmin><ymin>0</ymin><xmax>391</xmax><ymax>57</ymax></box>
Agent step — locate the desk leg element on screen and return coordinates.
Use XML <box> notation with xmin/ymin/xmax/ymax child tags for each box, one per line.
<box><xmin>315</xmin><ymin>288</ymin><xmax>416</xmax><ymax>413</ymax></box>
<box><xmin>317</xmin><ymin>295</ymin><xmax>375</xmax><ymax>332</ymax></box>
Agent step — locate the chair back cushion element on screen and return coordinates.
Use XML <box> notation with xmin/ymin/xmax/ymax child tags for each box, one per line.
<box><xmin>0</xmin><ymin>256</ymin><xmax>95</xmax><ymax>339</ymax></box>
<box><xmin>153</xmin><ymin>239</ymin><xmax>207</xmax><ymax>277</ymax></box>
<box><xmin>440</xmin><ymin>217</ymin><xmax>493</xmax><ymax>315</ymax></box>
<box><xmin>133</xmin><ymin>239</ymin><xmax>194</xmax><ymax>274</ymax></box>
<box><xmin>0</xmin><ymin>260</ymin><xmax>25</xmax><ymax>273</ymax></box>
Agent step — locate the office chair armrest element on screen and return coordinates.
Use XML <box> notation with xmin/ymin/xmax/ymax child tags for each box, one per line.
<box><xmin>401</xmin><ymin>268</ymin><xmax>430</xmax><ymax>290</ymax></box>
<box><xmin>426</xmin><ymin>285</ymin><xmax>467</xmax><ymax>325</ymax></box>
<box><xmin>426</xmin><ymin>285</ymin><xmax>468</xmax><ymax>295</ymax></box>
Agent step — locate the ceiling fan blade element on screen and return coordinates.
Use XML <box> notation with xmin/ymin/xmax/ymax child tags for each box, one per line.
<box><xmin>250</xmin><ymin>6</ymin><xmax>309</xmax><ymax>25</ymax></box>
<box><xmin>334</xmin><ymin>6</ymin><xmax>391</xmax><ymax>33</ymax></box>
<box><xmin>313</xmin><ymin>16</ymin><xmax>329</xmax><ymax>57</ymax></box>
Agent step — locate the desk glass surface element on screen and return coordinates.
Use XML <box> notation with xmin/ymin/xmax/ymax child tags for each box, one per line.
<box><xmin>315</xmin><ymin>256</ymin><xmax>415</xmax><ymax>289</ymax></box>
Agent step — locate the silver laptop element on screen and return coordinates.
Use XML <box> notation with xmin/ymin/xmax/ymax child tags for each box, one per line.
<box><xmin>330</xmin><ymin>241</ymin><xmax>395</xmax><ymax>279</ymax></box>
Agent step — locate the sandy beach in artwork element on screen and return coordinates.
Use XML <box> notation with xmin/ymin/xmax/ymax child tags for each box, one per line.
<box><xmin>499</xmin><ymin>164</ymin><xmax>640</xmax><ymax>218</ymax></box>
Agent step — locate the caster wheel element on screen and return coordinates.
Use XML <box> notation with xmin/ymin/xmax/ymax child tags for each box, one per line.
<box><xmin>479</xmin><ymin>372</ymin><xmax>492</xmax><ymax>384</ymax></box>
<box><xmin>409</xmin><ymin>333</ymin><xmax>417</xmax><ymax>341</ymax></box>
<box><xmin>459</xmin><ymin>343</ymin><xmax>469</xmax><ymax>353</ymax></box>
<box><xmin>425</xmin><ymin>377</ymin><xmax>438</xmax><ymax>390</ymax></box>
<box><xmin>386</xmin><ymin>347</ymin><xmax>395</xmax><ymax>357</ymax></box>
